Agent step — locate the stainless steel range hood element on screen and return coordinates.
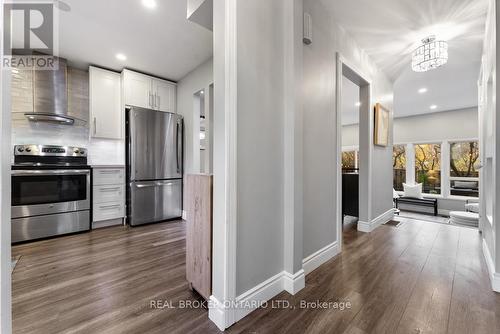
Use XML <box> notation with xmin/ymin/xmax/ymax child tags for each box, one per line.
<box><xmin>24</xmin><ymin>57</ymin><xmax>76</xmax><ymax>125</ymax></box>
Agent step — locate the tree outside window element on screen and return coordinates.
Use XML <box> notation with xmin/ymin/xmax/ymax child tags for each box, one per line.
<box><xmin>342</xmin><ymin>151</ymin><xmax>358</xmax><ymax>172</ymax></box>
<box><xmin>450</xmin><ymin>141</ymin><xmax>479</xmax><ymax>197</ymax></box>
<box><xmin>415</xmin><ymin>144</ymin><xmax>441</xmax><ymax>194</ymax></box>
<box><xmin>393</xmin><ymin>145</ymin><xmax>406</xmax><ymax>191</ymax></box>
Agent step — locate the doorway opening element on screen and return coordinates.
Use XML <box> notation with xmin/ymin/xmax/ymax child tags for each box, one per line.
<box><xmin>336</xmin><ymin>57</ymin><xmax>371</xmax><ymax>247</ymax></box>
<box><xmin>193</xmin><ymin>84</ymin><xmax>214</xmax><ymax>174</ymax></box>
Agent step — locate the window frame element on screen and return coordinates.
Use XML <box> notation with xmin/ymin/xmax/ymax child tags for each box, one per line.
<box><xmin>393</xmin><ymin>138</ymin><xmax>479</xmax><ymax>200</ymax></box>
<box><xmin>392</xmin><ymin>144</ymin><xmax>407</xmax><ymax>192</ymax></box>
<box><xmin>413</xmin><ymin>142</ymin><xmax>443</xmax><ymax>195</ymax></box>
<box><xmin>448</xmin><ymin>140</ymin><xmax>480</xmax><ymax>198</ymax></box>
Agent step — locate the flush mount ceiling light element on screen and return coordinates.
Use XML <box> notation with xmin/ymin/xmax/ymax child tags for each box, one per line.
<box><xmin>355</xmin><ymin>102</ymin><xmax>361</xmax><ymax>107</ymax></box>
<box><xmin>116</xmin><ymin>53</ymin><xmax>127</xmax><ymax>61</ymax></box>
<box><xmin>412</xmin><ymin>36</ymin><xmax>448</xmax><ymax>72</ymax></box>
<box><xmin>430</xmin><ymin>104</ymin><xmax>438</xmax><ymax>110</ymax></box>
<box><xmin>142</xmin><ymin>0</ymin><xmax>157</xmax><ymax>9</ymax></box>
<box><xmin>418</xmin><ymin>87</ymin><xmax>428</xmax><ymax>94</ymax></box>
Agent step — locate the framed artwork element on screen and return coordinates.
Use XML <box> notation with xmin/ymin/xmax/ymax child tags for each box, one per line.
<box><xmin>374</xmin><ymin>103</ymin><xmax>390</xmax><ymax>146</ymax></box>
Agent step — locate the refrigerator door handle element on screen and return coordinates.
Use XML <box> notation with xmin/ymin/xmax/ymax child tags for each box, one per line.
<box><xmin>135</xmin><ymin>183</ymin><xmax>156</xmax><ymax>189</ymax></box>
<box><xmin>176</xmin><ymin>121</ymin><xmax>181</xmax><ymax>174</ymax></box>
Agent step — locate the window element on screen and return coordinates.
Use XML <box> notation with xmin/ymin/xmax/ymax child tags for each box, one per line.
<box><xmin>449</xmin><ymin>141</ymin><xmax>479</xmax><ymax>197</ymax></box>
<box><xmin>393</xmin><ymin>145</ymin><xmax>406</xmax><ymax>191</ymax></box>
<box><xmin>414</xmin><ymin>143</ymin><xmax>441</xmax><ymax>194</ymax></box>
<box><xmin>342</xmin><ymin>151</ymin><xmax>357</xmax><ymax>171</ymax></box>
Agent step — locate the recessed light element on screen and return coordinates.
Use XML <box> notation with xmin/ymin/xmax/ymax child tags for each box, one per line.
<box><xmin>116</xmin><ymin>53</ymin><xmax>127</xmax><ymax>61</ymax></box>
<box><xmin>430</xmin><ymin>104</ymin><xmax>437</xmax><ymax>110</ymax></box>
<box><xmin>355</xmin><ymin>102</ymin><xmax>361</xmax><ymax>107</ymax></box>
<box><xmin>418</xmin><ymin>87</ymin><xmax>428</xmax><ymax>94</ymax></box>
<box><xmin>142</xmin><ymin>0</ymin><xmax>157</xmax><ymax>9</ymax></box>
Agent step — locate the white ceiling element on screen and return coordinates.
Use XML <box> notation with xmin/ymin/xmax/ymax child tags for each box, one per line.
<box><xmin>321</xmin><ymin>0</ymin><xmax>488</xmax><ymax>118</ymax></box>
<box><xmin>57</xmin><ymin>0</ymin><xmax>213</xmax><ymax>81</ymax></box>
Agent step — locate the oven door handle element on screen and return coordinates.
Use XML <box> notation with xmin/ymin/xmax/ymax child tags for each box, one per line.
<box><xmin>11</xmin><ymin>169</ymin><xmax>91</xmax><ymax>176</ymax></box>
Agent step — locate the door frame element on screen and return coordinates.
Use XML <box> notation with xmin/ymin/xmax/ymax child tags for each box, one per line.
<box><xmin>335</xmin><ymin>52</ymin><xmax>372</xmax><ymax>249</ymax></box>
<box><xmin>0</xmin><ymin>0</ymin><xmax>12</xmax><ymax>329</ymax></box>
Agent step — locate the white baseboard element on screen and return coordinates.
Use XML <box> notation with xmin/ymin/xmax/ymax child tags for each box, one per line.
<box><xmin>208</xmin><ymin>269</ymin><xmax>306</xmax><ymax>330</ymax></box>
<box><xmin>182</xmin><ymin>210</ymin><xmax>187</xmax><ymax>220</ymax></box>
<box><xmin>208</xmin><ymin>295</ymin><xmax>229</xmax><ymax>331</ymax></box>
<box><xmin>283</xmin><ymin>269</ymin><xmax>305</xmax><ymax>295</ymax></box>
<box><xmin>358</xmin><ymin>208</ymin><xmax>394</xmax><ymax>233</ymax></box>
<box><xmin>482</xmin><ymin>238</ymin><xmax>500</xmax><ymax>292</ymax></box>
<box><xmin>303</xmin><ymin>241</ymin><xmax>340</xmax><ymax>275</ymax></box>
<box><xmin>233</xmin><ymin>272</ymin><xmax>284</xmax><ymax>323</ymax></box>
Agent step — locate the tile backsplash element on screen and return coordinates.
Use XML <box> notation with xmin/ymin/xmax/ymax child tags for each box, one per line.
<box><xmin>12</xmin><ymin>115</ymin><xmax>125</xmax><ymax>165</ymax></box>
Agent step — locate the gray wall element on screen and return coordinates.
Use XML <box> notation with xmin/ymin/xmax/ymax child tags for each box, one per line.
<box><xmin>394</xmin><ymin>108</ymin><xmax>478</xmax><ymax>143</ymax></box>
<box><xmin>235</xmin><ymin>0</ymin><xmax>285</xmax><ymax>295</ymax></box>
<box><xmin>302</xmin><ymin>0</ymin><xmax>393</xmax><ymax>258</ymax></box>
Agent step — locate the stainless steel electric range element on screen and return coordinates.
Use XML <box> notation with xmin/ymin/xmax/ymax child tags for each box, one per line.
<box><xmin>11</xmin><ymin>145</ymin><xmax>91</xmax><ymax>243</ymax></box>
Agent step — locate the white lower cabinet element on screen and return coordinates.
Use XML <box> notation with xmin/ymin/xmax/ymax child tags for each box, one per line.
<box><xmin>92</xmin><ymin>167</ymin><xmax>125</xmax><ymax>228</ymax></box>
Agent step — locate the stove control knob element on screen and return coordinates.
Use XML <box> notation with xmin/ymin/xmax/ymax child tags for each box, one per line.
<box><xmin>74</xmin><ymin>149</ymin><xmax>79</xmax><ymax>154</ymax></box>
<box><xmin>25</xmin><ymin>147</ymin><xmax>31</xmax><ymax>152</ymax></box>
<box><xmin>79</xmin><ymin>149</ymin><xmax>85</xmax><ymax>155</ymax></box>
<box><xmin>17</xmin><ymin>147</ymin><xmax>24</xmax><ymax>152</ymax></box>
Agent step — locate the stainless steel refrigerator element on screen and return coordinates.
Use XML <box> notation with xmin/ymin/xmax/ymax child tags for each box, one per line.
<box><xmin>126</xmin><ymin>106</ymin><xmax>183</xmax><ymax>226</ymax></box>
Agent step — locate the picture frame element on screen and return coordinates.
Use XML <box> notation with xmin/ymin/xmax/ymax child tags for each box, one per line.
<box><xmin>374</xmin><ymin>103</ymin><xmax>390</xmax><ymax>147</ymax></box>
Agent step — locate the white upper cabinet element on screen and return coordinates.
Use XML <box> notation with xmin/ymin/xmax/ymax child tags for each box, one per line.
<box><xmin>89</xmin><ymin>66</ymin><xmax>123</xmax><ymax>139</ymax></box>
<box><xmin>154</xmin><ymin>79</ymin><xmax>176</xmax><ymax>112</ymax></box>
<box><xmin>122</xmin><ymin>70</ymin><xmax>151</xmax><ymax>109</ymax></box>
<box><xmin>122</xmin><ymin>69</ymin><xmax>176</xmax><ymax>113</ymax></box>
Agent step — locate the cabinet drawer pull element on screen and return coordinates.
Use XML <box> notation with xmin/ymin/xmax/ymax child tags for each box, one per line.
<box><xmin>98</xmin><ymin>170</ymin><xmax>121</xmax><ymax>174</ymax></box>
<box><xmin>99</xmin><ymin>204</ymin><xmax>121</xmax><ymax>210</ymax></box>
<box><xmin>99</xmin><ymin>187</ymin><xmax>121</xmax><ymax>192</ymax></box>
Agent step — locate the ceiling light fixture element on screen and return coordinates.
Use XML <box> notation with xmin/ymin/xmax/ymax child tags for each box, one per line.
<box><xmin>142</xmin><ymin>0</ymin><xmax>157</xmax><ymax>9</ymax></box>
<box><xmin>412</xmin><ymin>36</ymin><xmax>448</xmax><ymax>72</ymax></box>
<box><xmin>430</xmin><ymin>105</ymin><xmax>437</xmax><ymax>110</ymax></box>
<box><xmin>116</xmin><ymin>53</ymin><xmax>127</xmax><ymax>61</ymax></box>
<box><xmin>418</xmin><ymin>88</ymin><xmax>428</xmax><ymax>94</ymax></box>
<box><xmin>355</xmin><ymin>102</ymin><xmax>362</xmax><ymax>107</ymax></box>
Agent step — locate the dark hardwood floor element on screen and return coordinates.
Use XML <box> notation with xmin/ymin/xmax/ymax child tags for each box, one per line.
<box><xmin>12</xmin><ymin>221</ymin><xmax>220</xmax><ymax>334</ymax></box>
<box><xmin>12</xmin><ymin>218</ymin><xmax>500</xmax><ymax>334</ymax></box>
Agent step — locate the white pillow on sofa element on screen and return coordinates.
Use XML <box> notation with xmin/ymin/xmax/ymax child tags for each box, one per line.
<box><xmin>403</xmin><ymin>183</ymin><xmax>423</xmax><ymax>199</ymax></box>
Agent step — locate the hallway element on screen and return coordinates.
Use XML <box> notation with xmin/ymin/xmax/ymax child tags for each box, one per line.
<box><xmin>229</xmin><ymin>219</ymin><xmax>499</xmax><ymax>333</ymax></box>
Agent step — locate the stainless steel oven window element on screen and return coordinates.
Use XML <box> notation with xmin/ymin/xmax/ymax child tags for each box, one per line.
<box><xmin>11</xmin><ymin>169</ymin><xmax>90</xmax><ymax>206</ymax></box>
<box><xmin>12</xmin><ymin>174</ymin><xmax>86</xmax><ymax>206</ymax></box>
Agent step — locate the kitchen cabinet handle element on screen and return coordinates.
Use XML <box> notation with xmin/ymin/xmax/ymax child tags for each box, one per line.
<box><xmin>99</xmin><ymin>187</ymin><xmax>121</xmax><ymax>192</ymax></box>
<box><xmin>157</xmin><ymin>95</ymin><xmax>160</xmax><ymax>110</ymax></box>
<box><xmin>100</xmin><ymin>204</ymin><xmax>121</xmax><ymax>210</ymax></box>
<box><xmin>93</xmin><ymin>117</ymin><xmax>97</xmax><ymax>135</ymax></box>
<box><xmin>98</xmin><ymin>170</ymin><xmax>121</xmax><ymax>174</ymax></box>
<box><xmin>149</xmin><ymin>92</ymin><xmax>153</xmax><ymax>108</ymax></box>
